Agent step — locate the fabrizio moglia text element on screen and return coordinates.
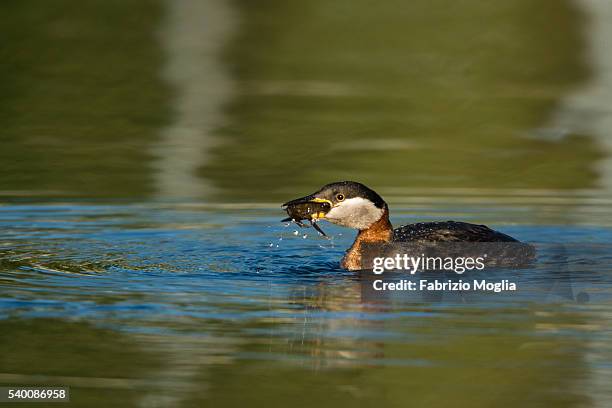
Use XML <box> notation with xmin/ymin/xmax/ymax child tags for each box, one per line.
<box><xmin>372</xmin><ymin>279</ymin><xmax>516</xmax><ymax>293</ymax></box>
<box><xmin>370</xmin><ymin>254</ymin><xmax>517</xmax><ymax>293</ymax></box>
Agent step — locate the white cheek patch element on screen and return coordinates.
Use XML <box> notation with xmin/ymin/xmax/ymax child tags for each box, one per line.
<box><xmin>324</xmin><ymin>197</ymin><xmax>384</xmax><ymax>230</ymax></box>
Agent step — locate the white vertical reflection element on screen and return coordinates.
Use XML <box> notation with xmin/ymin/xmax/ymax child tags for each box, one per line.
<box><xmin>546</xmin><ymin>0</ymin><xmax>612</xmax><ymax>194</ymax></box>
<box><xmin>151</xmin><ymin>0</ymin><xmax>237</xmax><ymax>199</ymax></box>
<box><xmin>140</xmin><ymin>1</ymin><xmax>237</xmax><ymax>406</ymax></box>
<box><xmin>552</xmin><ymin>3</ymin><xmax>612</xmax><ymax>405</ymax></box>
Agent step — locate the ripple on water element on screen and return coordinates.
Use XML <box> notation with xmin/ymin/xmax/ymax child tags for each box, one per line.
<box><xmin>0</xmin><ymin>202</ymin><xmax>611</xmax><ymax>406</ymax></box>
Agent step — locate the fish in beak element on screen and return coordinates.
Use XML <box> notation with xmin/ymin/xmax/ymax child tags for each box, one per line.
<box><xmin>281</xmin><ymin>195</ymin><xmax>332</xmax><ymax>237</ymax></box>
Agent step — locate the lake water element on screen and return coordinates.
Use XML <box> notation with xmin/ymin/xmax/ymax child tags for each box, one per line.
<box><xmin>2</xmin><ymin>1</ymin><xmax>612</xmax><ymax>407</ymax></box>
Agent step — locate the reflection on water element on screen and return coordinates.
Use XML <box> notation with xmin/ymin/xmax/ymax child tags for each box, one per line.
<box><xmin>544</xmin><ymin>0</ymin><xmax>612</xmax><ymax>194</ymax></box>
<box><xmin>0</xmin><ymin>0</ymin><xmax>609</xmax><ymax>200</ymax></box>
<box><xmin>151</xmin><ymin>0</ymin><xmax>237</xmax><ymax>199</ymax></box>
<box><xmin>203</xmin><ymin>0</ymin><xmax>601</xmax><ymax>200</ymax></box>
<box><xmin>0</xmin><ymin>0</ymin><xmax>168</xmax><ymax>198</ymax></box>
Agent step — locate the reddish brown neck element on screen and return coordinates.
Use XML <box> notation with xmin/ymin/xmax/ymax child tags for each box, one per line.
<box><xmin>341</xmin><ymin>206</ymin><xmax>393</xmax><ymax>270</ymax></box>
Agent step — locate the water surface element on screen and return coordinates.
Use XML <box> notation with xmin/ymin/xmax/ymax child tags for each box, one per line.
<box><xmin>1</xmin><ymin>197</ymin><xmax>611</xmax><ymax>407</ymax></box>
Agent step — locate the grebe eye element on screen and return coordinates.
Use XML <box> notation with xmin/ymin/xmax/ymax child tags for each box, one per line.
<box><xmin>336</xmin><ymin>194</ymin><xmax>345</xmax><ymax>201</ymax></box>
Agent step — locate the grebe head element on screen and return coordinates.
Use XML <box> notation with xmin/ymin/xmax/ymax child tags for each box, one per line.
<box><xmin>283</xmin><ymin>181</ymin><xmax>387</xmax><ymax>230</ymax></box>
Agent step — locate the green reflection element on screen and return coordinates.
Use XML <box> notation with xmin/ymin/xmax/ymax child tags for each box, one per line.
<box><xmin>0</xmin><ymin>0</ymin><xmax>605</xmax><ymax>201</ymax></box>
<box><xmin>205</xmin><ymin>0</ymin><xmax>601</xmax><ymax>201</ymax></box>
<box><xmin>0</xmin><ymin>0</ymin><xmax>168</xmax><ymax>198</ymax></box>
<box><xmin>0</xmin><ymin>318</ymin><xmax>161</xmax><ymax>407</ymax></box>
<box><xmin>0</xmin><ymin>300</ymin><xmax>591</xmax><ymax>408</ymax></box>
<box><xmin>182</xmin><ymin>282</ymin><xmax>589</xmax><ymax>408</ymax></box>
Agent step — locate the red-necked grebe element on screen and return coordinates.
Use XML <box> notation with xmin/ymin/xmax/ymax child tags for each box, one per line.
<box><xmin>282</xmin><ymin>181</ymin><xmax>520</xmax><ymax>270</ymax></box>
